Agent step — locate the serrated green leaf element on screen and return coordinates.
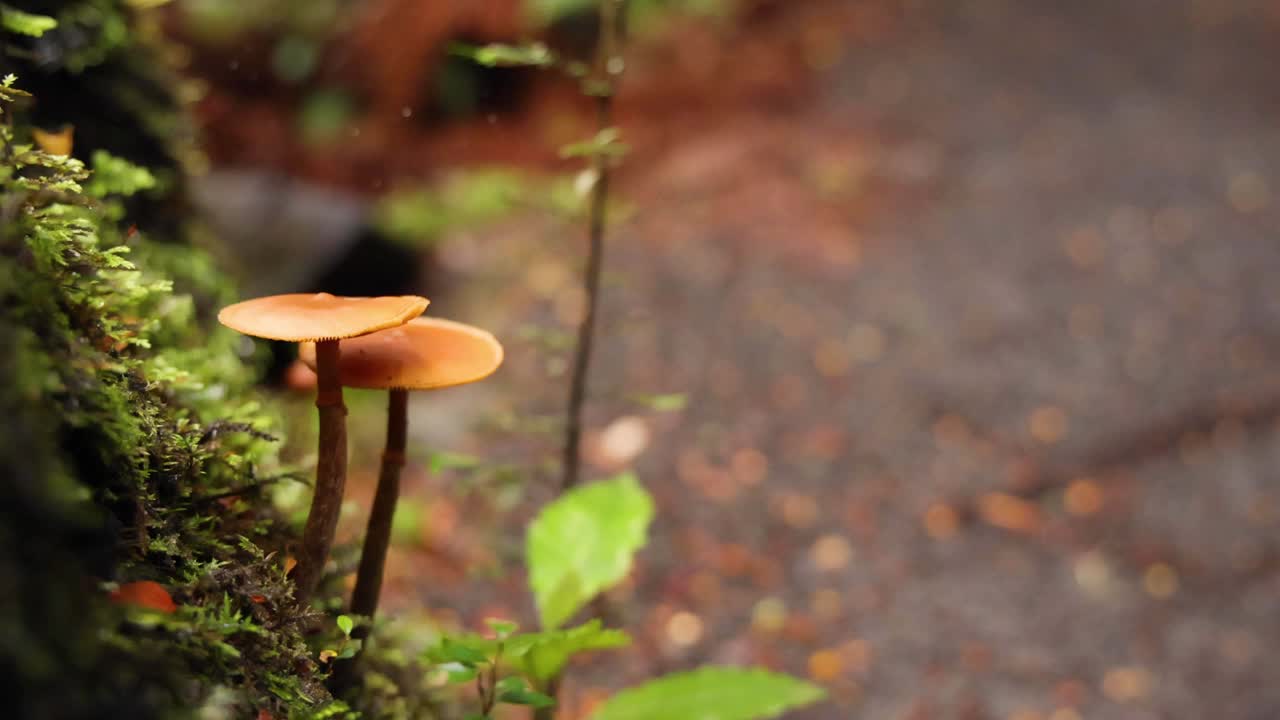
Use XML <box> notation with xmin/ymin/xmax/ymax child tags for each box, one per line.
<box><xmin>499</xmin><ymin>685</ymin><xmax>556</xmax><ymax>708</ymax></box>
<box><xmin>428</xmin><ymin>450</ymin><xmax>483</xmax><ymax>474</ymax></box>
<box><xmin>426</xmin><ymin>637</ymin><xmax>490</xmax><ymax>667</ymax></box>
<box><xmin>506</xmin><ymin>619</ymin><xmax>631</xmax><ymax>681</ymax></box>
<box><xmin>527</xmin><ymin>471</ymin><xmax>654</xmax><ymax>629</ymax></box>
<box><xmin>85</xmin><ymin>150</ymin><xmax>156</xmax><ymax>198</ymax></box>
<box><xmin>2</xmin><ymin>5</ymin><xmax>57</xmax><ymax>37</ymax></box>
<box><xmin>592</xmin><ymin>667</ymin><xmax>825</xmax><ymax>720</ymax></box>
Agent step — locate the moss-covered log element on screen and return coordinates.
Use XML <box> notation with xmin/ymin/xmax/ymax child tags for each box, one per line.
<box><xmin>0</xmin><ymin>3</ymin><xmax>352</xmax><ymax>717</ymax></box>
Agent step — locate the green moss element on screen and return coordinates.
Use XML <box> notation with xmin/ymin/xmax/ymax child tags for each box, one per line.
<box><xmin>0</xmin><ymin>3</ymin><xmax>357</xmax><ymax>714</ymax></box>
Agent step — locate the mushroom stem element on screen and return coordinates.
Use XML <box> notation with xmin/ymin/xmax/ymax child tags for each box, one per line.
<box><xmin>349</xmin><ymin>388</ymin><xmax>408</xmax><ymax>624</ymax></box>
<box><xmin>292</xmin><ymin>338</ymin><xmax>348</xmax><ymax>605</ymax></box>
<box><xmin>330</xmin><ymin>388</ymin><xmax>406</xmax><ymax>694</ymax></box>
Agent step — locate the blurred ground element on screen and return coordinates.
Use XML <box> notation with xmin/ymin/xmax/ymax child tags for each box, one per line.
<box><xmin>201</xmin><ymin>0</ymin><xmax>1280</xmax><ymax>718</ymax></box>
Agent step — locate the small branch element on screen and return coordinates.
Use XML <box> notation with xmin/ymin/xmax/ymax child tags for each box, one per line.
<box><xmin>548</xmin><ymin>9</ymin><xmax>628</xmax><ymax>720</ymax></box>
<box><xmin>560</xmin><ymin>0</ymin><xmax>625</xmax><ymax>493</ymax></box>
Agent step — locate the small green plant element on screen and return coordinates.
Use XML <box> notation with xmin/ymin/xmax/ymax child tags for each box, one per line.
<box><xmin>320</xmin><ymin>614</ymin><xmax>363</xmax><ymax>664</ymax></box>
<box><xmin>424</xmin><ymin>472</ymin><xmax>824</xmax><ymax>719</ymax></box>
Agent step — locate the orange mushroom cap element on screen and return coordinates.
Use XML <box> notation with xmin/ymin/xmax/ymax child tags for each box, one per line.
<box><xmin>298</xmin><ymin>317</ymin><xmax>504</xmax><ymax>390</ymax></box>
<box><xmin>218</xmin><ymin>293</ymin><xmax>429</xmax><ymax>342</ymax></box>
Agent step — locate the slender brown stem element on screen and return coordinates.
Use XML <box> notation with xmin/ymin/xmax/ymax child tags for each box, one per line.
<box><xmin>545</xmin><ymin>8</ymin><xmax>626</xmax><ymax>718</ymax></box>
<box><xmin>349</xmin><ymin>388</ymin><xmax>408</xmax><ymax>623</ymax></box>
<box><xmin>331</xmin><ymin>388</ymin><xmax>408</xmax><ymax>693</ymax></box>
<box><xmin>291</xmin><ymin>338</ymin><xmax>347</xmax><ymax>605</ymax></box>
<box><xmin>561</xmin><ymin>0</ymin><xmax>623</xmax><ymax>494</ymax></box>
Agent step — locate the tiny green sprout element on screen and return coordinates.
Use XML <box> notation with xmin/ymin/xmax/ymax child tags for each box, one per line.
<box><xmin>336</xmin><ymin>614</ymin><xmax>353</xmax><ymax>637</ymax></box>
<box><xmin>1</xmin><ymin>5</ymin><xmax>58</xmax><ymax>37</ymax></box>
<box><xmin>496</xmin><ymin>676</ymin><xmax>555</xmax><ymax>709</ymax></box>
<box><xmin>559</xmin><ymin>127</ymin><xmax>630</xmax><ymax>160</ymax></box>
<box><xmin>485</xmin><ymin>618</ymin><xmax>518</xmax><ymax>640</ymax></box>
<box><xmin>454</xmin><ymin>42</ymin><xmax>556</xmax><ymax>68</ymax></box>
<box><xmin>630</xmin><ymin>392</ymin><xmax>688</xmax><ymax>412</ymax></box>
<box><xmin>428</xmin><ymin>450</ymin><xmax>483</xmax><ymax>475</ymax></box>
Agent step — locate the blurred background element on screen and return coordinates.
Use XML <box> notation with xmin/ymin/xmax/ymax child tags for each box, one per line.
<box><xmin>169</xmin><ymin>0</ymin><xmax>1280</xmax><ymax>717</ymax></box>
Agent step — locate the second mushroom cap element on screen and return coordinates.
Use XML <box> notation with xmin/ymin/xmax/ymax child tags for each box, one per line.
<box><xmin>298</xmin><ymin>317</ymin><xmax>504</xmax><ymax>390</ymax></box>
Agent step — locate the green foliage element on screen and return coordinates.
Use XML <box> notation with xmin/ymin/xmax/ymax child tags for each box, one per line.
<box><xmin>630</xmin><ymin>392</ymin><xmax>688</xmax><ymax>412</ymax></box>
<box><xmin>560</xmin><ymin>127</ymin><xmax>630</xmax><ymax>160</ymax></box>
<box><xmin>424</xmin><ymin>628</ymin><xmax>560</xmax><ymax>717</ymax></box>
<box><xmin>1</xmin><ymin>5</ymin><xmax>57</xmax><ymax>36</ymax></box>
<box><xmin>591</xmin><ymin>667</ymin><xmax>826</xmax><ymax>720</ymax></box>
<box><xmin>508</xmin><ymin>619</ymin><xmax>631</xmax><ymax>681</ymax></box>
<box><xmin>527</xmin><ymin>471</ymin><xmax>655</xmax><ymax>629</ymax></box>
<box><xmin>526</xmin><ymin>0</ymin><xmax>731</xmax><ymax>32</ymax></box>
<box><xmin>86</xmin><ymin>148</ymin><xmax>158</xmax><ymax>197</ymax></box>
<box><xmin>374</xmin><ymin>170</ymin><xmax>527</xmax><ymax>247</ymax></box>
<box><xmin>453</xmin><ymin>41</ymin><xmax>556</xmax><ymax>68</ymax></box>
<box><xmin>0</xmin><ymin>66</ymin><xmax>336</xmax><ymax>717</ymax></box>
<box><xmin>298</xmin><ymin>88</ymin><xmax>356</xmax><ymax>145</ymax></box>
<box><xmin>178</xmin><ymin>0</ymin><xmax>345</xmax><ymax>43</ymax></box>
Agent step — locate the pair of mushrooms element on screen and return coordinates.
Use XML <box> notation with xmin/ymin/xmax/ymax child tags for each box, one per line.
<box><xmin>218</xmin><ymin>293</ymin><xmax>503</xmax><ymax>620</ymax></box>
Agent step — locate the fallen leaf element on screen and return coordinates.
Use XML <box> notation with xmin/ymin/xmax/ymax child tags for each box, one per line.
<box><xmin>110</xmin><ymin>580</ymin><xmax>178</xmax><ymax>614</ymax></box>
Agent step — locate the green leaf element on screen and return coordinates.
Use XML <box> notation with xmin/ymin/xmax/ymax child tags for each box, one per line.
<box><xmin>426</xmin><ymin>637</ymin><xmax>490</xmax><ymax>667</ymax></box>
<box><xmin>495</xmin><ymin>676</ymin><xmax>528</xmax><ymax>694</ymax></box>
<box><xmin>591</xmin><ymin>667</ymin><xmax>826</xmax><ymax>720</ymax></box>
<box><xmin>336</xmin><ymin>615</ymin><xmax>353</xmax><ymax>636</ymax></box>
<box><xmin>559</xmin><ymin>127</ymin><xmax>630</xmax><ymax>160</ymax></box>
<box><xmin>499</xmin><ymin>688</ymin><xmax>555</xmax><ymax>708</ymax></box>
<box><xmin>427</xmin><ymin>450</ymin><xmax>483</xmax><ymax>474</ymax></box>
<box><xmin>454</xmin><ymin>42</ymin><xmax>555</xmax><ymax>68</ymax></box>
<box><xmin>485</xmin><ymin>618</ymin><xmax>518</xmax><ymax>639</ymax></box>
<box><xmin>495</xmin><ymin>676</ymin><xmax>555</xmax><ymax>707</ymax></box>
<box><xmin>506</xmin><ymin>619</ymin><xmax>631</xmax><ymax>682</ymax></box>
<box><xmin>85</xmin><ymin>151</ymin><xmax>156</xmax><ymax>198</ymax></box>
<box><xmin>443</xmin><ymin>662</ymin><xmax>478</xmax><ymax>684</ymax></box>
<box><xmin>630</xmin><ymin>392</ymin><xmax>688</xmax><ymax>412</ymax></box>
<box><xmin>2</xmin><ymin>6</ymin><xmax>57</xmax><ymax>37</ymax></box>
<box><xmin>527</xmin><ymin>471</ymin><xmax>654</xmax><ymax>629</ymax></box>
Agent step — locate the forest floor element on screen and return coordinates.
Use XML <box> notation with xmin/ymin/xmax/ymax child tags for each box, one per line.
<box><xmin>240</xmin><ymin>1</ymin><xmax>1280</xmax><ymax>718</ymax></box>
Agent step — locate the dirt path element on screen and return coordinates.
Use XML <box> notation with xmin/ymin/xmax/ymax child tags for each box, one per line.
<box><xmin>379</xmin><ymin>2</ymin><xmax>1280</xmax><ymax>717</ymax></box>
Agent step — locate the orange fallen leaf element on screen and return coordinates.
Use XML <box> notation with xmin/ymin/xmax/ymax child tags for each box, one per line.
<box><xmin>978</xmin><ymin>492</ymin><xmax>1041</xmax><ymax>533</ymax></box>
<box><xmin>250</xmin><ymin>594</ymin><xmax>267</xmax><ymax>604</ymax></box>
<box><xmin>319</xmin><ymin>649</ymin><xmax>338</xmax><ymax>663</ymax></box>
<box><xmin>110</xmin><ymin>580</ymin><xmax>178</xmax><ymax>613</ymax></box>
<box><xmin>33</xmin><ymin>125</ymin><xmax>74</xmax><ymax>156</ymax></box>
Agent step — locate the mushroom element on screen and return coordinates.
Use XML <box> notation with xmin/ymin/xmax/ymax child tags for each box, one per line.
<box><xmin>298</xmin><ymin>317</ymin><xmax>503</xmax><ymax>623</ymax></box>
<box><xmin>218</xmin><ymin>292</ymin><xmax>429</xmax><ymax>604</ymax></box>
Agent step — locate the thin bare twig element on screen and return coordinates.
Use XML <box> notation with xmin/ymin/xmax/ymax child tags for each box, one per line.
<box><xmin>560</xmin><ymin>0</ymin><xmax>625</xmax><ymax>493</ymax></box>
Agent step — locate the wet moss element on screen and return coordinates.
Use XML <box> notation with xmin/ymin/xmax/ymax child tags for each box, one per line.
<box><xmin>0</xmin><ymin>4</ymin><xmax>354</xmax><ymax>717</ymax></box>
